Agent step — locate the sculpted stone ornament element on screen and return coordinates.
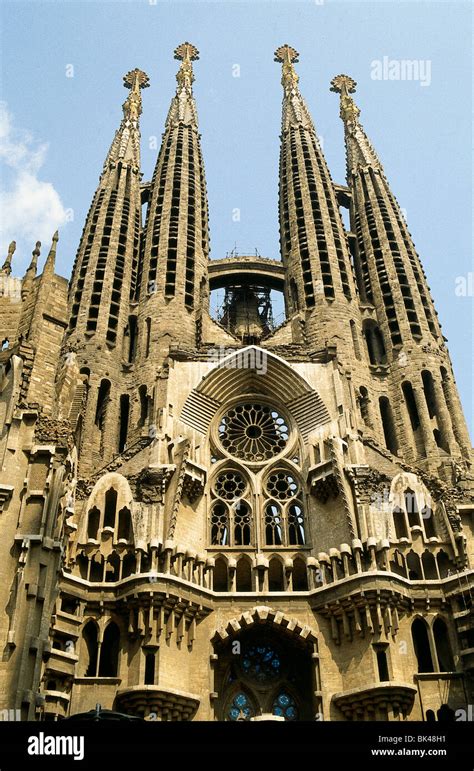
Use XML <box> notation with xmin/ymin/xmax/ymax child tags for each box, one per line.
<box><xmin>174</xmin><ymin>42</ymin><xmax>199</xmax><ymax>90</ymax></box>
<box><xmin>123</xmin><ymin>68</ymin><xmax>149</xmax><ymax>122</ymax></box>
<box><xmin>330</xmin><ymin>74</ymin><xmax>360</xmax><ymax>123</ymax></box>
<box><xmin>274</xmin><ymin>44</ymin><xmax>300</xmax><ymax>89</ymax></box>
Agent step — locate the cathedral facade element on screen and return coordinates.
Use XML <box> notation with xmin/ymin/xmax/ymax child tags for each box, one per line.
<box><xmin>0</xmin><ymin>43</ymin><xmax>473</xmax><ymax>723</ymax></box>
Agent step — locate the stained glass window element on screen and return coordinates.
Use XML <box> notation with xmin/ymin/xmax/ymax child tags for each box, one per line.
<box><xmin>226</xmin><ymin>691</ymin><xmax>255</xmax><ymax>721</ymax></box>
<box><xmin>239</xmin><ymin>644</ymin><xmax>281</xmax><ymax>683</ymax></box>
<box><xmin>272</xmin><ymin>691</ymin><xmax>298</xmax><ymax>721</ymax></box>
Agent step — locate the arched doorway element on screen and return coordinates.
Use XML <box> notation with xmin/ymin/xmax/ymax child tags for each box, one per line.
<box><xmin>213</xmin><ymin>624</ymin><xmax>314</xmax><ymax>721</ymax></box>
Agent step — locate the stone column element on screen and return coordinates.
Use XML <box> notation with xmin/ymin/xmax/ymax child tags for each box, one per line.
<box><xmin>412</xmin><ymin>384</ymin><xmax>437</xmax><ymax>456</ymax></box>
<box><xmin>431</xmin><ymin>377</ymin><xmax>459</xmax><ymax>455</ymax></box>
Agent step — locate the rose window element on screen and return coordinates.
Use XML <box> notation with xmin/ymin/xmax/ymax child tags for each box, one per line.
<box><xmin>214</xmin><ymin>471</ymin><xmax>247</xmax><ymax>500</ymax></box>
<box><xmin>238</xmin><ymin>644</ymin><xmax>282</xmax><ymax>684</ymax></box>
<box><xmin>218</xmin><ymin>403</ymin><xmax>289</xmax><ymax>462</ymax></box>
<box><xmin>265</xmin><ymin>470</ymin><xmax>299</xmax><ymax>499</ymax></box>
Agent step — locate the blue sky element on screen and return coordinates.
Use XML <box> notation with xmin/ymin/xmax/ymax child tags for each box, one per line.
<box><xmin>0</xmin><ymin>0</ymin><xmax>472</xmax><ymax>436</ymax></box>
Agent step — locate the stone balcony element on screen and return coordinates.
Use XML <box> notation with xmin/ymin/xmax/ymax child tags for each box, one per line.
<box><xmin>115</xmin><ymin>685</ymin><xmax>200</xmax><ymax>721</ymax></box>
<box><xmin>333</xmin><ymin>682</ymin><xmax>417</xmax><ymax>720</ymax></box>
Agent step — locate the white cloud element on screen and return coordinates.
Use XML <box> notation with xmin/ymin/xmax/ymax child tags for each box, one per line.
<box><xmin>0</xmin><ymin>102</ymin><xmax>68</xmax><ymax>268</ymax></box>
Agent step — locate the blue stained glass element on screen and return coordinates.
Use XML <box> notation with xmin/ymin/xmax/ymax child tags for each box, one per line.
<box><xmin>227</xmin><ymin>691</ymin><xmax>254</xmax><ymax>721</ymax></box>
<box><xmin>272</xmin><ymin>691</ymin><xmax>298</xmax><ymax>721</ymax></box>
<box><xmin>238</xmin><ymin>644</ymin><xmax>281</xmax><ymax>683</ymax></box>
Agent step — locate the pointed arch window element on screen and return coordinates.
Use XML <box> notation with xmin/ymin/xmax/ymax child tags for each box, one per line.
<box><xmin>82</xmin><ymin>621</ymin><xmax>98</xmax><ymax>677</ymax></box>
<box><xmin>104</xmin><ymin>488</ymin><xmax>118</xmax><ymax>530</ymax></box>
<box><xmin>363</xmin><ymin>320</ymin><xmax>387</xmax><ymax>365</ymax></box>
<box><xmin>210</xmin><ymin>502</ymin><xmax>229</xmax><ymax>546</ymax></box>
<box><xmin>98</xmin><ymin>621</ymin><xmax>120</xmax><ymax>677</ymax></box>
<box><xmin>210</xmin><ymin>470</ymin><xmax>253</xmax><ymax>547</ymax></box>
<box><xmin>392</xmin><ymin>506</ymin><xmax>408</xmax><ymax>539</ymax></box>
<box><xmin>265</xmin><ymin>503</ymin><xmax>283</xmax><ymax>546</ymax></box>
<box><xmin>235</xmin><ymin>557</ymin><xmax>252</xmax><ymax>591</ymax></box>
<box><xmin>433</xmin><ymin>618</ymin><xmax>454</xmax><ymax>672</ymax></box>
<box><xmin>87</xmin><ymin>507</ymin><xmax>100</xmax><ymax>540</ymax></box>
<box><xmin>268</xmin><ymin>557</ymin><xmax>284</xmax><ymax>591</ymax></box>
<box><xmin>218</xmin><ymin>628</ymin><xmax>311</xmax><ymax>721</ymax></box>
<box><xmin>411</xmin><ymin>618</ymin><xmax>434</xmax><ymax>673</ymax></box>
<box><xmin>264</xmin><ymin>469</ymin><xmax>306</xmax><ymax>547</ymax></box>
<box><xmin>404</xmin><ymin>488</ymin><xmax>420</xmax><ymax>528</ymax></box>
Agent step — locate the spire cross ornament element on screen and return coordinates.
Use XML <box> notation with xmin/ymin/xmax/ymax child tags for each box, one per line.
<box><xmin>274</xmin><ymin>44</ymin><xmax>300</xmax><ymax>89</ymax></box>
<box><xmin>174</xmin><ymin>42</ymin><xmax>199</xmax><ymax>89</ymax></box>
<box><xmin>122</xmin><ymin>68</ymin><xmax>150</xmax><ymax>121</ymax></box>
<box><xmin>330</xmin><ymin>74</ymin><xmax>360</xmax><ymax>122</ymax></box>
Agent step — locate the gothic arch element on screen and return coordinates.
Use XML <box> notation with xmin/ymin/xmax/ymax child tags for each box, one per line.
<box><xmin>213</xmin><ymin>617</ymin><xmax>316</xmax><ymax>721</ymax></box>
<box><xmin>179</xmin><ymin>346</ymin><xmax>331</xmax><ymax>441</ymax></box>
<box><xmin>411</xmin><ymin>616</ymin><xmax>434</xmax><ymax>673</ymax></box>
<box><xmin>268</xmin><ymin>555</ymin><xmax>285</xmax><ymax>591</ymax></box>
<box><xmin>389</xmin><ymin>472</ymin><xmax>433</xmax><ymax>527</ymax></box>
<box><xmin>80</xmin><ymin>472</ymin><xmax>135</xmax><ymax>544</ymax></box>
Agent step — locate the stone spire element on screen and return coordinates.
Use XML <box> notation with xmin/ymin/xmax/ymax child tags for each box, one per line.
<box><xmin>140</xmin><ymin>42</ymin><xmax>209</xmax><ymax>351</ymax></box>
<box><xmin>43</xmin><ymin>231</ymin><xmax>59</xmax><ymax>276</ymax></box>
<box><xmin>104</xmin><ymin>68</ymin><xmax>149</xmax><ymax>171</ymax></box>
<box><xmin>331</xmin><ymin>75</ymin><xmax>471</xmax><ymax>464</ymax></box>
<box><xmin>331</xmin><ymin>74</ymin><xmax>442</xmax><ymax>345</ymax></box>
<box><xmin>67</xmin><ymin>69</ymin><xmax>148</xmax><ymax>347</ymax></box>
<box><xmin>23</xmin><ymin>241</ymin><xmax>40</xmax><ymax>283</ymax></box>
<box><xmin>165</xmin><ymin>42</ymin><xmax>200</xmax><ymax>128</ymax></box>
<box><xmin>1</xmin><ymin>241</ymin><xmax>16</xmax><ymax>275</ymax></box>
<box><xmin>330</xmin><ymin>75</ymin><xmax>381</xmax><ymax>176</ymax></box>
<box><xmin>274</xmin><ymin>45</ymin><xmax>314</xmax><ymax>132</ymax></box>
<box><xmin>64</xmin><ymin>69</ymin><xmax>149</xmax><ymax>474</ymax></box>
<box><xmin>19</xmin><ymin>241</ymin><xmax>40</xmax><ymax>307</ymax></box>
<box><xmin>275</xmin><ymin>46</ymin><xmax>358</xmax><ymax>353</ymax></box>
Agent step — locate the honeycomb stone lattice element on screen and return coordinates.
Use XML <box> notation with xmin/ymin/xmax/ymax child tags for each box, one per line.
<box><xmin>214</xmin><ymin>470</ymin><xmax>247</xmax><ymax>500</ymax></box>
<box><xmin>265</xmin><ymin>470</ymin><xmax>299</xmax><ymax>499</ymax></box>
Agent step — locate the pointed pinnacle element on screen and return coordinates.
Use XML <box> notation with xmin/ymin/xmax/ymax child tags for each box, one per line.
<box><xmin>23</xmin><ymin>241</ymin><xmax>40</xmax><ymax>283</ymax></box>
<box><xmin>174</xmin><ymin>42</ymin><xmax>199</xmax><ymax>90</ymax></box>
<box><xmin>330</xmin><ymin>74</ymin><xmax>360</xmax><ymax>122</ymax></box>
<box><xmin>122</xmin><ymin>69</ymin><xmax>149</xmax><ymax>121</ymax></box>
<box><xmin>1</xmin><ymin>240</ymin><xmax>16</xmax><ymax>275</ymax></box>
<box><xmin>274</xmin><ymin>44</ymin><xmax>300</xmax><ymax>89</ymax></box>
<box><xmin>31</xmin><ymin>241</ymin><xmax>41</xmax><ymax>266</ymax></box>
<box><xmin>44</xmin><ymin>231</ymin><xmax>59</xmax><ymax>274</ymax></box>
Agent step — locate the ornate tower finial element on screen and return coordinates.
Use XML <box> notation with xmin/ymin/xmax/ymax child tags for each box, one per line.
<box><xmin>1</xmin><ymin>240</ymin><xmax>16</xmax><ymax>275</ymax></box>
<box><xmin>122</xmin><ymin>68</ymin><xmax>149</xmax><ymax>121</ymax></box>
<box><xmin>174</xmin><ymin>42</ymin><xmax>199</xmax><ymax>90</ymax></box>
<box><xmin>274</xmin><ymin>44</ymin><xmax>300</xmax><ymax>89</ymax></box>
<box><xmin>21</xmin><ymin>241</ymin><xmax>40</xmax><ymax>299</ymax></box>
<box><xmin>29</xmin><ymin>241</ymin><xmax>41</xmax><ymax>272</ymax></box>
<box><xmin>330</xmin><ymin>74</ymin><xmax>360</xmax><ymax>122</ymax></box>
